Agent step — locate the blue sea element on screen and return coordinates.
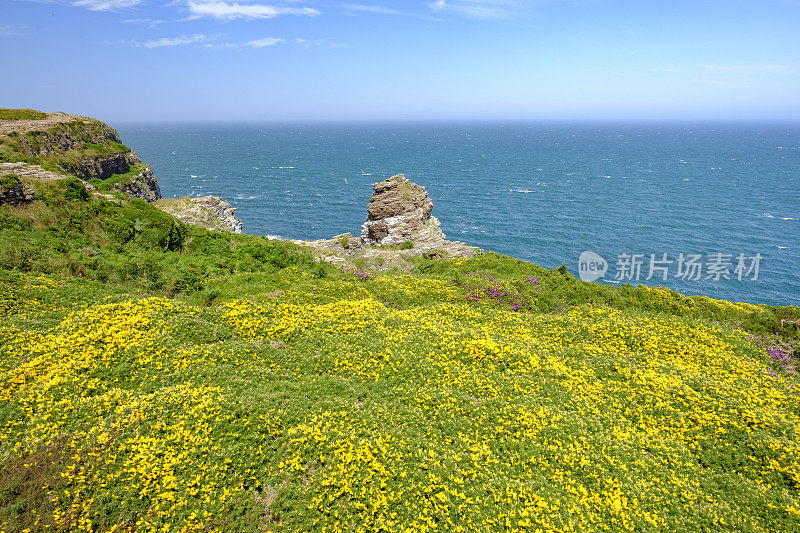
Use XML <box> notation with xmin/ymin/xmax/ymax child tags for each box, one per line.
<box><xmin>115</xmin><ymin>122</ymin><xmax>800</xmax><ymax>306</ymax></box>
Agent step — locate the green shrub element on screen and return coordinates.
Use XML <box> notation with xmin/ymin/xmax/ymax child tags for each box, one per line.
<box><xmin>40</xmin><ymin>177</ymin><xmax>89</xmax><ymax>204</ymax></box>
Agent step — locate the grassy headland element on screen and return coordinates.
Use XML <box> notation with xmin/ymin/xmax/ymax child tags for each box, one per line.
<box><xmin>1</xmin><ymin>129</ymin><xmax>800</xmax><ymax>531</ymax></box>
<box><xmin>0</xmin><ymin>109</ymin><xmax>49</xmax><ymax>121</ymax></box>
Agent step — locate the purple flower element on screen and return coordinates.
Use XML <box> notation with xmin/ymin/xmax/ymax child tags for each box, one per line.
<box><xmin>344</xmin><ymin>267</ymin><xmax>372</xmax><ymax>281</ymax></box>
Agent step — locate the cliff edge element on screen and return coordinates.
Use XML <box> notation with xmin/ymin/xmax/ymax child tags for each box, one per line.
<box><xmin>0</xmin><ymin>110</ymin><xmax>161</xmax><ymax>202</ymax></box>
<box><xmin>0</xmin><ymin>108</ymin><xmax>242</xmax><ymax>233</ymax></box>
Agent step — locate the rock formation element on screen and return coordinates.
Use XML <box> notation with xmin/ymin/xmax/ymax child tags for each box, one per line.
<box><xmin>156</xmin><ymin>196</ymin><xmax>243</xmax><ymax>233</ymax></box>
<box><xmin>0</xmin><ymin>110</ymin><xmax>255</xmax><ymax>232</ymax></box>
<box><xmin>0</xmin><ymin>161</ymin><xmax>73</xmax><ymax>183</ymax></box>
<box><xmin>117</xmin><ymin>161</ymin><xmax>161</xmax><ymax>202</ymax></box>
<box><xmin>0</xmin><ymin>172</ymin><xmax>36</xmax><ymax>205</ymax></box>
<box><xmin>0</xmin><ymin>112</ymin><xmax>161</xmax><ymax>202</ymax></box>
<box><xmin>361</xmin><ymin>175</ymin><xmax>446</xmax><ymax>246</ymax></box>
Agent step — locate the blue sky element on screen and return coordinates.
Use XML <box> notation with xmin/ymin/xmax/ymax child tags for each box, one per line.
<box><xmin>1</xmin><ymin>0</ymin><xmax>799</xmax><ymax>121</ymax></box>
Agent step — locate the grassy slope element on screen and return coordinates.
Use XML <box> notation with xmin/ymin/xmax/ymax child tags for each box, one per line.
<box><xmin>1</xmin><ymin>179</ymin><xmax>800</xmax><ymax>532</ymax></box>
<box><xmin>0</xmin><ymin>109</ymin><xmax>48</xmax><ymax>121</ymax></box>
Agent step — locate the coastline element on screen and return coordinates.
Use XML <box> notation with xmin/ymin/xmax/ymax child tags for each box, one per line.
<box><xmin>2</xmin><ymin>109</ymin><xmax>800</xmax><ymax>532</ymax></box>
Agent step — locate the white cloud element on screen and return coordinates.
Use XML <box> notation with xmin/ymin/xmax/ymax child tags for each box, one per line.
<box><xmin>73</xmin><ymin>0</ymin><xmax>141</xmax><ymax>10</ymax></box>
<box><xmin>142</xmin><ymin>34</ymin><xmax>214</xmax><ymax>48</ymax></box>
<box><xmin>124</xmin><ymin>18</ymin><xmax>168</xmax><ymax>27</ymax></box>
<box><xmin>120</xmin><ymin>32</ymin><xmax>346</xmax><ymax>51</ymax></box>
<box><xmin>186</xmin><ymin>1</ymin><xmax>320</xmax><ymax>20</ymax></box>
<box><xmin>429</xmin><ymin>0</ymin><xmax>525</xmax><ymax>19</ymax></box>
<box><xmin>340</xmin><ymin>3</ymin><xmax>408</xmax><ymax>16</ymax></box>
<box><xmin>246</xmin><ymin>37</ymin><xmax>348</xmax><ymax>49</ymax></box>
<box><xmin>246</xmin><ymin>36</ymin><xmax>285</xmax><ymax>48</ymax></box>
<box><xmin>341</xmin><ymin>2</ymin><xmax>445</xmax><ymax>21</ymax></box>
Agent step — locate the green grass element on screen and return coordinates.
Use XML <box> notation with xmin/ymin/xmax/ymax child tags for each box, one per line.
<box><xmin>1</xmin><ymin>183</ymin><xmax>799</xmax><ymax>531</ymax></box>
<box><xmin>0</xmin><ymin>109</ymin><xmax>48</xmax><ymax>121</ymax></box>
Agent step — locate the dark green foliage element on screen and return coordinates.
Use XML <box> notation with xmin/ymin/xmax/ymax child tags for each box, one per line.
<box><xmin>39</xmin><ymin>176</ymin><xmax>89</xmax><ymax>204</ymax></box>
<box><xmin>0</xmin><ymin>188</ymin><xmax>335</xmax><ymax>301</ymax></box>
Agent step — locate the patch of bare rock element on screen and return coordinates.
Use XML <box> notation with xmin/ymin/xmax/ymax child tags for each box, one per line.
<box><xmin>0</xmin><ymin>111</ymin><xmax>82</xmax><ymax>135</ymax></box>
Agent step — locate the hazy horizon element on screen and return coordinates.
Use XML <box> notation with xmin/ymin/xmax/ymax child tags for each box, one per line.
<box><xmin>107</xmin><ymin>117</ymin><xmax>800</xmax><ymax>124</ymax></box>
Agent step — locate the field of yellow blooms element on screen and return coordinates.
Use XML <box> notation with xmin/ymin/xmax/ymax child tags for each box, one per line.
<box><xmin>2</xmin><ymin>257</ymin><xmax>799</xmax><ymax>532</ymax></box>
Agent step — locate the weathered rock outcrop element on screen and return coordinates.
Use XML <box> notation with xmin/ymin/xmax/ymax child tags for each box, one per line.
<box><xmin>0</xmin><ymin>112</ymin><xmax>161</xmax><ymax>202</ymax></box>
<box><xmin>61</xmin><ymin>152</ymin><xmax>133</xmax><ymax>181</ymax></box>
<box><xmin>291</xmin><ymin>174</ymin><xmax>477</xmax><ymax>270</ymax></box>
<box><xmin>156</xmin><ymin>196</ymin><xmax>243</xmax><ymax>234</ymax></box>
<box><xmin>118</xmin><ymin>161</ymin><xmax>161</xmax><ymax>202</ymax></box>
<box><xmin>0</xmin><ymin>172</ymin><xmax>36</xmax><ymax>205</ymax></box>
<box><xmin>361</xmin><ymin>175</ymin><xmax>446</xmax><ymax>246</ymax></box>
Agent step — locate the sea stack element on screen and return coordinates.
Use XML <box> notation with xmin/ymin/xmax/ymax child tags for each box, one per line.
<box><xmin>361</xmin><ymin>174</ymin><xmax>446</xmax><ymax>246</ymax></box>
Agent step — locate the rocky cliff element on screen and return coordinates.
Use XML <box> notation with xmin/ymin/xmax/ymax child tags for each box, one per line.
<box><xmin>0</xmin><ymin>111</ymin><xmax>161</xmax><ymax>201</ymax></box>
<box><xmin>0</xmin><ymin>109</ymin><xmax>242</xmax><ymax>232</ymax></box>
<box><xmin>0</xmin><ymin>171</ymin><xmax>36</xmax><ymax>205</ymax></box>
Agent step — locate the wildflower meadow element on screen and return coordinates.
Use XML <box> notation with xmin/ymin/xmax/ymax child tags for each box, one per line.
<box><xmin>1</xmin><ymin>185</ymin><xmax>799</xmax><ymax>532</ymax></box>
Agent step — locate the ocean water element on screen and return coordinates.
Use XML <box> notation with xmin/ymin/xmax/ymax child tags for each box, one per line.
<box><xmin>115</xmin><ymin>122</ymin><xmax>800</xmax><ymax>306</ymax></box>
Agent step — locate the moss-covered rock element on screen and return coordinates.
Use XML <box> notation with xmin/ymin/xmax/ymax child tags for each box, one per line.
<box><xmin>0</xmin><ymin>172</ymin><xmax>36</xmax><ymax>205</ymax></box>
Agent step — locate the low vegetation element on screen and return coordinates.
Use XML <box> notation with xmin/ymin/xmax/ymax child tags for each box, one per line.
<box><xmin>88</xmin><ymin>162</ymin><xmax>148</xmax><ymax>192</ymax></box>
<box><xmin>0</xmin><ymin>173</ymin><xmax>19</xmax><ymax>193</ymax></box>
<box><xmin>0</xmin><ymin>109</ymin><xmax>48</xmax><ymax>121</ymax></box>
<box><xmin>1</xmin><ymin>176</ymin><xmax>799</xmax><ymax>532</ymax></box>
